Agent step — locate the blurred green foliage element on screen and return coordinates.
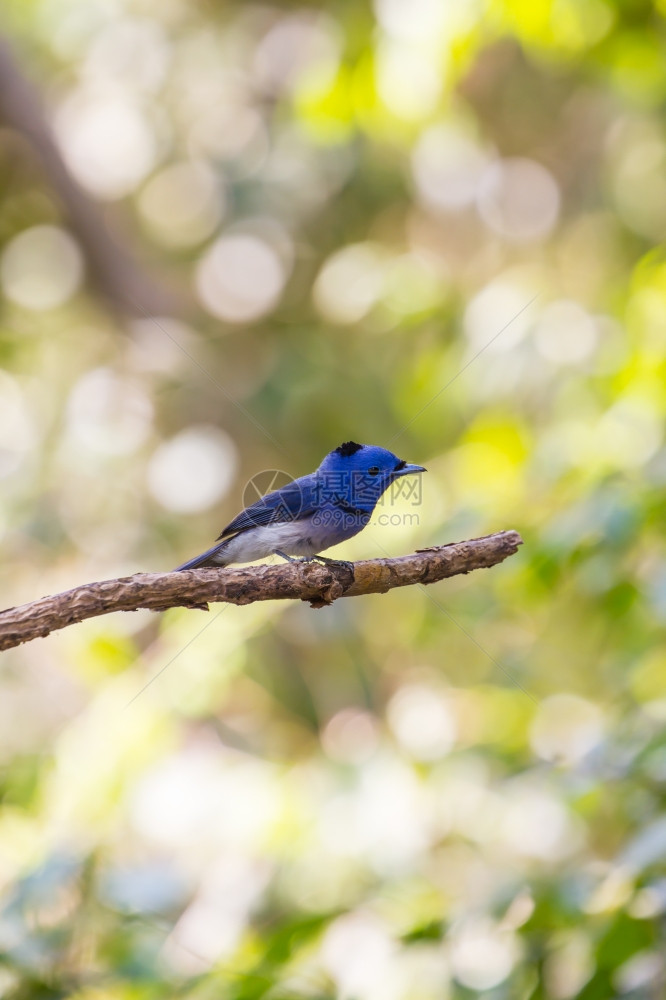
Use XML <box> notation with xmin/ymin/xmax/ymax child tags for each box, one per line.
<box><xmin>1</xmin><ymin>0</ymin><xmax>666</xmax><ymax>997</ymax></box>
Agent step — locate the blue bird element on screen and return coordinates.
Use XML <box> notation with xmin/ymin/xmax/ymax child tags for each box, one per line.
<box><xmin>174</xmin><ymin>441</ymin><xmax>426</xmax><ymax>571</ymax></box>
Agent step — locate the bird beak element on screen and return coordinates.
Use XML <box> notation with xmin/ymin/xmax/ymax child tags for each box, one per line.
<box><xmin>395</xmin><ymin>462</ymin><xmax>427</xmax><ymax>476</ymax></box>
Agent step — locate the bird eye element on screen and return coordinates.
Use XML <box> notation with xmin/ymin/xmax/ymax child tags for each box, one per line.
<box><xmin>368</xmin><ymin>466</ymin><xmax>380</xmax><ymax>476</ymax></box>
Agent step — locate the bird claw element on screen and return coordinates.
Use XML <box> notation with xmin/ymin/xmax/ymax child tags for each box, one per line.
<box><xmin>274</xmin><ymin>551</ymin><xmax>354</xmax><ymax>573</ymax></box>
<box><xmin>310</xmin><ymin>555</ymin><xmax>355</xmax><ymax>573</ymax></box>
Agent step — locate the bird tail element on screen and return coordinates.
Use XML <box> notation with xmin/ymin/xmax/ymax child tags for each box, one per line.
<box><xmin>173</xmin><ymin>540</ymin><xmax>230</xmax><ymax>571</ymax></box>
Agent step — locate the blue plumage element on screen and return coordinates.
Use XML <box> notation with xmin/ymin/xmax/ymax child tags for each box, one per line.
<box><xmin>174</xmin><ymin>441</ymin><xmax>426</xmax><ymax>570</ymax></box>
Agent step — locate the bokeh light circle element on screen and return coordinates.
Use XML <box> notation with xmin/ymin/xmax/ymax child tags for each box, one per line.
<box><xmin>148</xmin><ymin>426</ymin><xmax>238</xmax><ymax>513</ymax></box>
<box><xmin>66</xmin><ymin>368</ymin><xmax>153</xmax><ymax>455</ymax></box>
<box><xmin>313</xmin><ymin>243</ymin><xmax>386</xmax><ymax>325</ymax></box>
<box><xmin>535</xmin><ymin>300</ymin><xmax>599</xmax><ymax>365</ymax></box>
<box><xmin>55</xmin><ymin>92</ymin><xmax>158</xmax><ymax>199</ymax></box>
<box><xmin>1</xmin><ymin>226</ymin><xmax>84</xmax><ymax>311</ymax></box>
<box><xmin>195</xmin><ymin>235</ymin><xmax>286</xmax><ymax>323</ymax></box>
<box><xmin>138</xmin><ymin>161</ymin><xmax>225</xmax><ymax>248</ymax></box>
<box><xmin>412</xmin><ymin>124</ymin><xmax>490</xmax><ymax>211</ymax></box>
<box><xmin>477</xmin><ymin>158</ymin><xmax>560</xmax><ymax>243</ymax></box>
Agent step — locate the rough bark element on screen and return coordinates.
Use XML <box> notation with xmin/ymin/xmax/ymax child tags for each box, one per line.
<box><xmin>0</xmin><ymin>532</ymin><xmax>522</xmax><ymax>652</ymax></box>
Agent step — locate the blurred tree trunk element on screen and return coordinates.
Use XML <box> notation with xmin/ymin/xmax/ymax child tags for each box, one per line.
<box><xmin>0</xmin><ymin>33</ymin><xmax>178</xmax><ymax>317</ymax></box>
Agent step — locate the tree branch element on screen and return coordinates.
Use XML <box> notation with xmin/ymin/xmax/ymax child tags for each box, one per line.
<box><xmin>0</xmin><ymin>531</ymin><xmax>522</xmax><ymax>652</ymax></box>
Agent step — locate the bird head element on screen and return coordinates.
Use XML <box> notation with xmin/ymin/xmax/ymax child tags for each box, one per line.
<box><xmin>317</xmin><ymin>441</ymin><xmax>426</xmax><ymax>510</ymax></box>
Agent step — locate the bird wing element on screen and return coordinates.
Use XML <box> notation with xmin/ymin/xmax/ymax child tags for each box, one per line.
<box><xmin>216</xmin><ymin>474</ymin><xmax>317</xmax><ymax>540</ymax></box>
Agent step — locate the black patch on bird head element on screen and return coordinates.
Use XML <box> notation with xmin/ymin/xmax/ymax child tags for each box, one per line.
<box><xmin>334</xmin><ymin>441</ymin><xmax>363</xmax><ymax>458</ymax></box>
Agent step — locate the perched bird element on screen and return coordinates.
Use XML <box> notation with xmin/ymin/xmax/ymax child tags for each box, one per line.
<box><xmin>174</xmin><ymin>441</ymin><xmax>426</xmax><ymax>571</ymax></box>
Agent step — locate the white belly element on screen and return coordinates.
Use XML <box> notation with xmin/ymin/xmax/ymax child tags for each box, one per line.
<box><xmin>219</xmin><ymin>522</ymin><xmax>321</xmax><ymax>564</ymax></box>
